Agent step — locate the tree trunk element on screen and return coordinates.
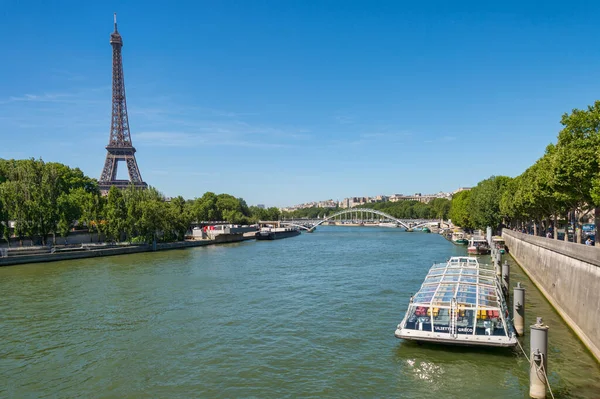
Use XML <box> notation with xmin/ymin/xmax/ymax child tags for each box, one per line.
<box><xmin>564</xmin><ymin>212</ymin><xmax>569</xmax><ymax>242</ymax></box>
<box><xmin>553</xmin><ymin>213</ymin><xmax>558</xmax><ymax>240</ymax></box>
<box><xmin>533</xmin><ymin>221</ymin><xmax>538</xmax><ymax>236</ymax></box>
<box><xmin>575</xmin><ymin>208</ymin><xmax>582</xmax><ymax>244</ymax></box>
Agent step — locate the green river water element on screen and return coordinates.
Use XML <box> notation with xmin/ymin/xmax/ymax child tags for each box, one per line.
<box><xmin>1</xmin><ymin>226</ymin><xmax>599</xmax><ymax>398</ymax></box>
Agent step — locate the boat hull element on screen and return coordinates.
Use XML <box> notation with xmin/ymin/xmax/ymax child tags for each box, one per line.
<box><xmin>453</xmin><ymin>239</ymin><xmax>468</xmax><ymax>245</ymax></box>
<box><xmin>256</xmin><ymin>230</ymin><xmax>301</xmax><ymax>240</ymax></box>
<box><xmin>395</xmin><ymin>328</ymin><xmax>517</xmax><ymax>348</ymax></box>
<box><xmin>468</xmin><ymin>247</ymin><xmax>491</xmax><ymax>255</ymax></box>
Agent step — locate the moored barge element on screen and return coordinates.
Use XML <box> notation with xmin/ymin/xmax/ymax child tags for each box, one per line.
<box><xmin>256</xmin><ymin>227</ymin><xmax>301</xmax><ymax>240</ymax></box>
<box><xmin>467</xmin><ymin>236</ymin><xmax>491</xmax><ymax>255</ymax></box>
<box><xmin>395</xmin><ymin>256</ymin><xmax>517</xmax><ymax>347</ymax></box>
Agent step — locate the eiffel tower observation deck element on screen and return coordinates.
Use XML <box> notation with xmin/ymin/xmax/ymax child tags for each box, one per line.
<box><xmin>98</xmin><ymin>13</ymin><xmax>147</xmax><ymax>195</ymax></box>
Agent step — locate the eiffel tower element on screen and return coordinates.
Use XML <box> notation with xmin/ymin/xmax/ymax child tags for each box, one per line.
<box><xmin>99</xmin><ymin>13</ymin><xmax>147</xmax><ymax>194</ymax></box>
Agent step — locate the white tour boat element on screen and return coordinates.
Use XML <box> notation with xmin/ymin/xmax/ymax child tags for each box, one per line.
<box><xmin>395</xmin><ymin>256</ymin><xmax>517</xmax><ymax>347</ymax></box>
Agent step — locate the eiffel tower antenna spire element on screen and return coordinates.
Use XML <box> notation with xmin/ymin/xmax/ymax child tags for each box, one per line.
<box><xmin>99</xmin><ymin>14</ymin><xmax>147</xmax><ymax>194</ymax></box>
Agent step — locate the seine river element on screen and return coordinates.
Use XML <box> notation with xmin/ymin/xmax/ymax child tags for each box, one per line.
<box><xmin>1</xmin><ymin>226</ymin><xmax>599</xmax><ymax>398</ymax></box>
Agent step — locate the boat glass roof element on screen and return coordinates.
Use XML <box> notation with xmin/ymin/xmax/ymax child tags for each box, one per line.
<box><xmin>412</xmin><ymin>256</ymin><xmax>503</xmax><ymax>308</ymax></box>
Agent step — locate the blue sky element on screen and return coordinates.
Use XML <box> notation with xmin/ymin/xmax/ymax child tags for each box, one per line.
<box><xmin>2</xmin><ymin>1</ymin><xmax>600</xmax><ymax>207</ymax></box>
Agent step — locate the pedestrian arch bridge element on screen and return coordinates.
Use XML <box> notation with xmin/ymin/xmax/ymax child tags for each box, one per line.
<box><xmin>280</xmin><ymin>208</ymin><xmax>450</xmax><ymax>232</ymax></box>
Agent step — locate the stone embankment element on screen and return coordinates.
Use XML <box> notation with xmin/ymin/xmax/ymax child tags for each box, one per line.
<box><xmin>503</xmin><ymin>229</ymin><xmax>600</xmax><ymax>363</ymax></box>
<box><xmin>0</xmin><ymin>234</ymin><xmax>252</xmax><ymax>267</ymax></box>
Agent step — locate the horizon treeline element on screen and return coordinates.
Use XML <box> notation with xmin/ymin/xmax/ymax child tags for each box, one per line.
<box><xmin>449</xmin><ymin>101</ymin><xmax>600</xmax><ymax>243</ymax></box>
<box><xmin>0</xmin><ymin>159</ymin><xmax>280</xmax><ymax>246</ymax></box>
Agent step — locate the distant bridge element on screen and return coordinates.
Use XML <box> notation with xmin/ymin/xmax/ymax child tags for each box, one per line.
<box><xmin>280</xmin><ymin>208</ymin><xmax>451</xmax><ymax>232</ymax></box>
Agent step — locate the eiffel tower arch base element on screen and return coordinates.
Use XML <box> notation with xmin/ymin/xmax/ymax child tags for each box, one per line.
<box><xmin>99</xmin><ymin>148</ymin><xmax>148</xmax><ymax>195</ymax></box>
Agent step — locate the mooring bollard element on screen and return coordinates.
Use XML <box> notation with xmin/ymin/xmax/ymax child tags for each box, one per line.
<box><xmin>514</xmin><ymin>282</ymin><xmax>525</xmax><ymax>336</ymax></box>
<box><xmin>530</xmin><ymin>317</ymin><xmax>549</xmax><ymax>398</ymax></box>
<box><xmin>502</xmin><ymin>260</ymin><xmax>510</xmax><ymax>297</ymax></box>
<box><xmin>494</xmin><ymin>254</ymin><xmax>501</xmax><ymax>277</ymax></box>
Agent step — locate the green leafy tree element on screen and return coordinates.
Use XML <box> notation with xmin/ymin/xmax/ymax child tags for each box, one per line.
<box><xmin>140</xmin><ymin>199</ymin><xmax>167</xmax><ymax>243</ymax></box>
<box><xmin>104</xmin><ymin>186</ymin><xmax>127</xmax><ymax>242</ymax></box>
<box><xmin>70</xmin><ymin>187</ymin><xmax>103</xmax><ymax>242</ymax></box>
<box><xmin>468</xmin><ymin>176</ymin><xmax>511</xmax><ymax>232</ymax></box>
<box><xmin>123</xmin><ymin>185</ymin><xmax>146</xmax><ymax>240</ymax></box>
<box><xmin>216</xmin><ymin>194</ymin><xmax>242</xmax><ymax>221</ymax></box>
<box><xmin>56</xmin><ymin>192</ymin><xmax>80</xmax><ymax>240</ymax></box>
<box><xmin>191</xmin><ymin>192</ymin><xmax>219</xmax><ymax>222</ymax></box>
<box><xmin>553</xmin><ymin>102</ymin><xmax>600</xmax><ymax>242</ymax></box>
<box><xmin>166</xmin><ymin>196</ymin><xmax>191</xmax><ymax>240</ymax></box>
<box><xmin>430</xmin><ymin>198</ymin><xmax>451</xmax><ymax>220</ymax></box>
<box><xmin>449</xmin><ymin>190</ymin><xmax>473</xmax><ymax>230</ymax></box>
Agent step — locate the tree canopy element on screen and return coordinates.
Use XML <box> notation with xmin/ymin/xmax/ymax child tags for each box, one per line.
<box><xmin>452</xmin><ymin>100</ymin><xmax>600</xmax><ymax>243</ymax></box>
<box><xmin>0</xmin><ymin>158</ymin><xmax>271</xmax><ymax>246</ymax></box>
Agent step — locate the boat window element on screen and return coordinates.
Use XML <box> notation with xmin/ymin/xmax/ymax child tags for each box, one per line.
<box><xmin>456</xmin><ymin>307</ymin><xmax>475</xmax><ymax>334</ymax></box>
<box><xmin>456</xmin><ymin>295</ymin><xmax>477</xmax><ymax>305</ymax></box>
<box><xmin>432</xmin><ymin>307</ymin><xmax>451</xmax><ymax>333</ymax></box>
<box><xmin>432</xmin><ymin>296</ymin><xmax>453</xmax><ymax>305</ymax></box>
<box><xmin>475</xmin><ymin>308</ymin><xmax>506</xmax><ymax>336</ymax></box>
<box><xmin>441</xmin><ymin>275</ymin><xmax>459</xmax><ymax>282</ymax></box>
<box><xmin>424</xmin><ymin>276</ymin><xmax>442</xmax><ymax>284</ymax></box>
<box><xmin>458</xmin><ymin>284</ymin><xmax>477</xmax><ymax>296</ymax></box>
<box><xmin>404</xmin><ymin>306</ymin><xmax>433</xmax><ymax>331</ymax></box>
<box><xmin>479</xmin><ymin>277</ymin><xmax>495</xmax><ymax>286</ymax></box>
<box><xmin>413</xmin><ymin>292</ymin><xmax>434</xmax><ymax>304</ymax></box>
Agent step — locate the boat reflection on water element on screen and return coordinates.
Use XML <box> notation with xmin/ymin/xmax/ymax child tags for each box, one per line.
<box><xmin>393</xmin><ymin>342</ymin><xmax>520</xmax><ymax>396</ymax></box>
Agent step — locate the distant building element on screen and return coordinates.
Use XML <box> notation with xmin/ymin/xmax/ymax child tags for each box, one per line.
<box><xmin>284</xmin><ymin>190</ymin><xmax>453</xmax><ymax>210</ymax></box>
<box><xmin>257</xmin><ymin>204</ymin><xmax>266</xmax><ymax>209</ymax></box>
<box><xmin>317</xmin><ymin>199</ymin><xmax>337</xmax><ymax>208</ymax></box>
<box><xmin>453</xmin><ymin>187</ymin><xmax>472</xmax><ymax>194</ymax></box>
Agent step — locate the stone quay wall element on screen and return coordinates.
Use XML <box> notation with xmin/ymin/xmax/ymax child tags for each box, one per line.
<box><xmin>0</xmin><ymin>234</ymin><xmax>252</xmax><ymax>267</ymax></box>
<box><xmin>503</xmin><ymin>229</ymin><xmax>600</xmax><ymax>362</ymax></box>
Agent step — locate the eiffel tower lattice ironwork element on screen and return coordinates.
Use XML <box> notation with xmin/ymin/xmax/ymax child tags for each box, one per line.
<box><xmin>99</xmin><ymin>13</ymin><xmax>147</xmax><ymax>194</ymax></box>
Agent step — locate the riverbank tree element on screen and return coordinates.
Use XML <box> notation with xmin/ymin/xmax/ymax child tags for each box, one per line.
<box><xmin>0</xmin><ymin>158</ymin><xmax>267</xmax><ymax>246</ymax></box>
<box><xmin>453</xmin><ymin>100</ymin><xmax>600</xmax><ymax>244</ymax></box>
